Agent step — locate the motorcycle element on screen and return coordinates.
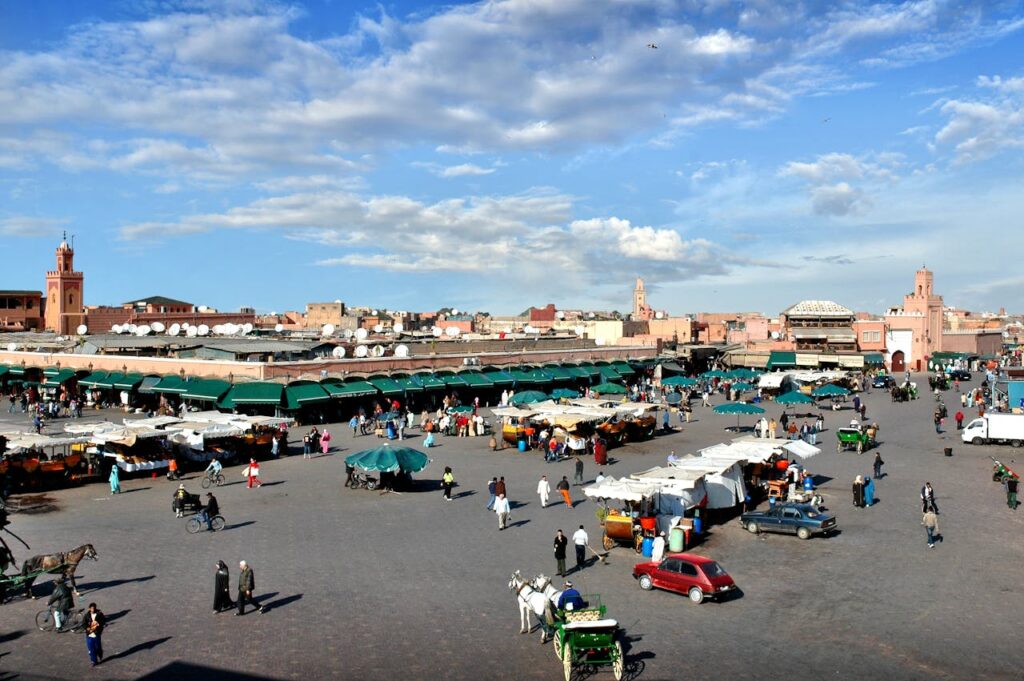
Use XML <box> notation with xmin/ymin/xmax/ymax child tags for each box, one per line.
<box><xmin>349</xmin><ymin>471</ymin><xmax>378</xmax><ymax>491</ymax></box>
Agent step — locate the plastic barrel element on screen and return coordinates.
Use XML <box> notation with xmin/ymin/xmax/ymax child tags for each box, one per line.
<box><xmin>641</xmin><ymin>537</ymin><xmax>654</xmax><ymax>557</ymax></box>
<box><xmin>693</xmin><ymin>516</ymin><xmax>703</xmax><ymax>535</ymax></box>
<box><xmin>669</xmin><ymin>527</ymin><xmax>685</xmax><ymax>553</ymax></box>
<box><xmin>518</xmin><ymin>439</ymin><xmax>527</xmax><ymax>452</ymax></box>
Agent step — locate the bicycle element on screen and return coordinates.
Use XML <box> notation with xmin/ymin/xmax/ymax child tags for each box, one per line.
<box><xmin>186</xmin><ymin>513</ymin><xmax>225</xmax><ymax>533</ymax></box>
<box><xmin>36</xmin><ymin>606</ymin><xmax>86</xmax><ymax>633</ymax></box>
<box><xmin>201</xmin><ymin>472</ymin><xmax>225</xmax><ymax>489</ymax></box>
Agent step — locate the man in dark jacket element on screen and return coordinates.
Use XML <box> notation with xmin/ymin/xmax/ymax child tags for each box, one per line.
<box><xmin>553</xmin><ymin>530</ymin><xmax>568</xmax><ymax>577</ymax></box>
<box><xmin>202</xmin><ymin>493</ymin><xmax>220</xmax><ymax>531</ymax></box>
<box><xmin>237</xmin><ymin>560</ymin><xmax>264</xmax><ymax>615</ymax></box>
<box><xmin>48</xmin><ymin>577</ymin><xmax>73</xmax><ymax>631</ymax></box>
<box><xmin>84</xmin><ymin>602</ymin><xmax>106</xmax><ymax>666</ymax></box>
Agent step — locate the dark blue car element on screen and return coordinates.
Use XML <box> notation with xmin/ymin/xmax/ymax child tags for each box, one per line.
<box><xmin>740</xmin><ymin>503</ymin><xmax>837</xmax><ymax>540</ymax></box>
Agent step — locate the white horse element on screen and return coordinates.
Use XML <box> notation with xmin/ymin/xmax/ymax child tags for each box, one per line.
<box><xmin>508</xmin><ymin>570</ymin><xmax>551</xmax><ymax>642</ymax></box>
<box><xmin>531</xmin><ymin>573</ymin><xmax>564</xmax><ymax>609</ymax></box>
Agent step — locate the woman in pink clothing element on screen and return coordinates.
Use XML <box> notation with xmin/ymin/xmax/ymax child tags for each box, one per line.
<box><xmin>320</xmin><ymin>429</ymin><xmax>332</xmax><ymax>455</ymax></box>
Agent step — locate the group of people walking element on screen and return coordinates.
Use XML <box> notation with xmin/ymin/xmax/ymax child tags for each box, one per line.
<box><xmin>213</xmin><ymin>560</ymin><xmax>265</xmax><ymax>616</ymax></box>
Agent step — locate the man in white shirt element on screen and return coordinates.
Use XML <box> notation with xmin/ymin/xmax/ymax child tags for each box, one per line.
<box><xmin>651</xmin><ymin>532</ymin><xmax>666</xmax><ymax>563</ymax></box>
<box><xmin>595</xmin><ymin>470</ymin><xmax>606</xmax><ymax>484</ymax></box>
<box><xmin>536</xmin><ymin>476</ymin><xmax>550</xmax><ymax>508</ymax></box>
<box><xmin>572</xmin><ymin>525</ymin><xmax>589</xmax><ymax>571</ymax></box>
<box><xmin>494</xmin><ymin>493</ymin><xmax>511</xmax><ymax>530</ymax></box>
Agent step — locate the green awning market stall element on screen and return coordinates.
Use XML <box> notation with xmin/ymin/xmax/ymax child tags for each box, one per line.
<box><xmin>591</xmin><ymin>382</ymin><xmax>627</xmax><ymax>395</ymax></box>
<box><xmin>863</xmin><ymin>353</ymin><xmax>886</xmax><ymax>366</ymax></box>
<box><xmin>483</xmin><ymin>369</ymin><xmax>515</xmax><ymax>386</ymax></box>
<box><xmin>78</xmin><ymin>371</ymin><xmax>110</xmax><ymax>388</ymax></box>
<box><xmin>413</xmin><ymin>373</ymin><xmax>447</xmax><ymax>390</ymax></box>
<box><xmin>766</xmin><ymin>352</ymin><xmax>797</xmax><ymax>370</ymax></box>
<box><xmin>597</xmin><ymin>366</ymin><xmax>623</xmax><ymax>382</ymax></box>
<box><xmin>323</xmin><ymin>381</ymin><xmax>379</xmax><ymax>398</ymax></box>
<box><xmin>152</xmin><ymin>375</ymin><xmax>189</xmax><ymax>394</ymax></box>
<box><xmin>284</xmin><ymin>383</ymin><xmax>332</xmax><ymax>410</ymax></box>
<box><xmin>368</xmin><ymin>377</ymin><xmax>405</xmax><ymax>396</ymax></box>
<box><xmin>218</xmin><ymin>382</ymin><xmax>284</xmax><ymax>410</ymax></box>
<box><xmin>394</xmin><ymin>377</ymin><xmax>424</xmax><ymax>393</ymax></box>
<box><xmin>183</xmin><ymin>379</ymin><xmax>232</xmax><ymax>403</ymax></box>
<box><xmin>458</xmin><ymin>372</ymin><xmax>494</xmax><ymax>388</ymax></box>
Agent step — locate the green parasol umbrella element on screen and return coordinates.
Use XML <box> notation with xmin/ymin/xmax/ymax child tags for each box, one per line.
<box><xmin>448</xmin><ymin>405</ymin><xmax>475</xmax><ymax>413</ymax></box>
<box><xmin>713</xmin><ymin>401</ymin><xmax>766</xmax><ymax>430</ymax></box>
<box><xmin>345</xmin><ymin>444</ymin><xmax>431</xmax><ymax>474</ymax></box>
<box><xmin>731</xmin><ymin>382</ymin><xmax>755</xmax><ymax>392</ymax></box>
<box><xmin>662</xmin><ymin>376</ymin><xmax>697</xmax><ymax>387</ymax></box>
<box><xmin>776</xmin><ymin>390</ymin><xmax>814</xmax><ymax>405</ymax></box>
<box><xmin>812</xmin><ymin>383</ymin><xmax>851</xmax><ymax>398</ymax></box>
<box><xmin>550</xmin><ymin>388</ymin><xmax>580</xmax><ymax>400</ymax></box>
<box><xmin>591</xmin><ymin>382</ymin><xmax>627</xmax><ymax>395</ymax></box>
<box><xmin>510</xmin><ymin>390</ymin><xmax>550</xmax><ymax>405</ymax></box>
<box><xmin>730</xmin><ymin>368</ymin><xmax>760</xmax><ymax>380</ymax></box>
<box><xmin>702</xmin><ymin>370</ymin><xmax>727</xmax><ymax>379</ymax></box>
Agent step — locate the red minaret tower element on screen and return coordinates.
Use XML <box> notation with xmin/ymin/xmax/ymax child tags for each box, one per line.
<box><xmin>44</xmin><ymin>233</ymin><xmax>85</xmax><ymax>334</ymax></box>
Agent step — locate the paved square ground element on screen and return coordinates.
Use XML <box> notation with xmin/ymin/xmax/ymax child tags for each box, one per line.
<box><xmin>1</xmin><ymin>375</ymin><xmax>1021</xmax><ymax>681</ymax></box>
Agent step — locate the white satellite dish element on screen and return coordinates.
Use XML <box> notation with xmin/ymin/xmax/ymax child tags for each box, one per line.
<box><xmin>242</xmin><ymin>323</ymin><xmax>253</xmax><ymax>334</ymax></box>
<box><xmin>110</xmin><ymin>324</ymin><xmax>121</xmax><ymax>334</ymax></box>
<box><xmin>355</xmin><ymin>345</ymin><xmax>368</xmax><ymax>357</ymax></box>
<box><xmin>451</xmin><ymin>308</ymin><xmax>459</xmax><ymax>315</ymax></box>
<box><xmin>213</xmin><ymin>325</ymin><xmax>225</xmax><ymax>335</ymax></box>
<box><xmin>331</xmin><ymin>346</ymin><xmax>346</xmax><ymax>358</ymax></box>
<box><xmin>395</xmin><ymin>344</ymin><xmax>409</xmax><ymax>358</ymax></box>
<box><xmin>128</xmin><ymin>324</ymin><xmax>138</xmax><ymax>333</ymax></box>
<box><xmin>655</xmin><ymin>311</ymin><xmax>664</xmax><ymax>319</ymax></box>
<box><xmin>445</xmin><ymin>327</ymin><xmax>459</xmax><ymax>337</ymax></box>
<box><xmin>432</xmin><ymin>326</ymin><xmax>443</xmax><ymax>337</ymax></box>
<box><xmin>181</xmin><ymin>323</ymin><xmax>191</xmax><ymax>329</ymax></box>
<box><xmin>186</xmin><ymin>326</ymin><xmax>198</xmax><ymax>337</ymax></box>
<box><xmin>198</xmin><ymin>305</ymin><xmax>208</xmax><ymax>312</ymax></box>
<box><xmin>76</xmin><ymin>324</ymin><xmax>88</xmax><ymax>335</ymax></box>
<box><xmin>595</xmin><ymin>338</ymin><xmax>606</xmax><ymax>346</ymax></box>
<box><xmin>8</xmin><ymin>342</ymin><xmax>18</xmax><ymax>352</ymax></box>
<box><xmin>355</xmin><ymin>328</ymin><xmax>368</xmax><ymax>341</ymax></box>
<box><xmin>274</xmin><ymin>323</ymin><xmax>284</xmax><ymax>333</ymax></box>
<box><xmin>372</xmin><ymin>344</ymin><xmax>385</xmax><ymax>357</ymax></box>
<box><xmin>587</xmin><ymin>312</ymin><xmax>595</xmax><ymax>319</ymax></box>
<box><xmin>343</xmin><ymin>328</ymin><xmax>354</xmax><ymax>339</ymax></box>
<box><xmin>225</xmin><ymin>323</ymin><xmax>238</xmax><ymax>335</ymax></box>
<box><xmin>197</xmin><ymin>324</ymin><xmax>210</xmax><ymax>336</ymax></box>
<box><xmin>168</xmin><ymin>324</ymin><xmax>181</xmax><ymax>336</ymax></box>
<box><xmin>138</xmin><ymin>325</ymin><xmax>153</xmax><ymax>336</ymax></box>
<box><xmin>393</xmin><ymin>322</ymin><xmax>404</xmax><ymax>334</ymax></box>
<box><xmin>771</xmin><ymin>331</ymin><xmax>780</xmax><ymax>340</ymax></box>
<box><xmin>373</xmin><ymin>324</ymin><xmax>384</xmax><ymax>333</ymax></box>
<box><xmin>151</xmin><ymin>321</ymin><xmax>165</xmax><ymax>333</ymax></box>
<box><xmin>504</xmin><ymin>327</ymin><xmax>513</xmax><ymax>334</ymax></box>
<box><xmin>323</xmin><ymin>324</ymin><xmax>336</xmax><ymax>336</ymax></box>
<box><xmin>556</xmin><ymin>311</ymin><xmax>565</xmax><ymax>320</ymax></box>
<box><xmin>574</xmin><ymin>325</ymin><xmax>585</xmax><ymax>336</ymax></box>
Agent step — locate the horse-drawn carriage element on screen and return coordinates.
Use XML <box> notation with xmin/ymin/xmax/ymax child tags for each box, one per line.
<box><xmin>929</xmin><ymin>375</ymin><xmax>952</xmax><ymax>391</ymax></box>
<box><xmin>891</xmin><ymin>382</ymin><xmax>918</xmax><ymax>402</ymax></box>
<box><xmin>172</xmin><ymin>489</ymin><xmax>202</xmax><ymax>515</ymax></box>
<box><xmin>551</xmin><ymin>595</ymin><xmax>624</xmax><ymax>681</ymax></box>
<box><xmin>836</xmin><ymin>425</ymin><xmax>877</xmax><ymax>453</ymax></box>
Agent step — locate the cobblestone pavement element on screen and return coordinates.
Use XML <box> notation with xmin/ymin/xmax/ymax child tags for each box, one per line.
<box><xmin>1</xmin><ymin>375</ymin><xmax>1022</xmax><ymax>681</ymax></box>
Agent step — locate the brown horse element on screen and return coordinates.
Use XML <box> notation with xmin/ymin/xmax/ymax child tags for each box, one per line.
<box><xmin>20</xmin><ymin>544</ymin><xmax>98</xmax><ymax>599</ymax></box>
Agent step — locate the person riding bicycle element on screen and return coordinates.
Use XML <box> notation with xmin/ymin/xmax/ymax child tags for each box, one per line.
<box><xmin>204</xmin><ymin>457</ymin><xmax>222</xmax><ymax>483</ymax></box>
<box><xmin>48</xmin><ymin>576</ymin><xmax>73</xmax><ymax>631</ymax></box>
<box><xmin>198</xmin><ymin>492</ymin><xmax>220</xmax><ymax>531</ymax></box>
<box><xmin>173</xmin><ymin>483</ymin><xmax>189</xmax><ymax>518</ymax></box>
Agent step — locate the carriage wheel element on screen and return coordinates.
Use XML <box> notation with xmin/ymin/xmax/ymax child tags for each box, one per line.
<box><xmin>612</xmin><ymin>640</ymin><xmax>625</xmax><ymax>680</ymax></box>
<box><xmin>563</xmin><ymin>648</ymin><xmax>574</xmax><ymax>681</ymax></box>
<box><xmin>602</xmin><ymin>534</ymin><xmax>615</xmax><ymax>551</ymax></box>
<box><xmin>553</xmin><ymin>629</ymin><xmax>563</xmax><ymax>660</ymax></box>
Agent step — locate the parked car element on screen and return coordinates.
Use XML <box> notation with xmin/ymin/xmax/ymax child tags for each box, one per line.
<box><xmin>948</xmin><ymin>369</ymin><xmax>972</xmax><ymax>381</ymax></box>
<box><xmin>740</xmin><ymin>503</ymin><xmax>837</xmax><ymax>539</ymax></box>
<box><xmin>632</xmin><ymin>553</ymin><xmax>737</xmax><ymax>604</ymax></box>
<box><xmin>872</xmin><ymin>375</ymin><xmax>895</xmax><ymax>389</ymax></box>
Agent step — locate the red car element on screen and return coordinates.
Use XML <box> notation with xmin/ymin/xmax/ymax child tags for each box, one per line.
<box><xmin>632</xmin><ymin>552</ymin><xmax>737</xmax><ymax>604</ymax></box>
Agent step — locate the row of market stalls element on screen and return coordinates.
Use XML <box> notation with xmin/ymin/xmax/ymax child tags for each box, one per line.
<box><xmin>583</xmin><ymin>436</ymin><xmax>821</xmax><ymax>551</ymax></box>
<box><xmin>0</xmin><ymin>413</ymin><xmax>293</xmax><ymax>490</ymax></box>
<box><xmin>492</xmin><ymin>398</ymin><xmax>660</xmax><ymax>451</ymax></box>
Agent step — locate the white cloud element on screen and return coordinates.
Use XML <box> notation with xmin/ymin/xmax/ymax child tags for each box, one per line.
<box><xmin>810</xmin><ymin>182</ymin><xmax>870</xmax><ymax>216</ymax></box>
<box><xmin>779</xmin><ymin>152</ymin><xmax>904</xmax><ymax>215</ymax></box>
<box><xmin>412</xmin><ymin>162</ymin><xmax>498</xmax><ymax>178</ymax></box>
<box><xmin>0</xmin><ymin>216</ymin><xmax>68</xmax><ymax>237</ymax></box>
<box><xmin>933</xmin><ymin>77</ymin><xmax>1024</xmax><ymax>163</ymax></box>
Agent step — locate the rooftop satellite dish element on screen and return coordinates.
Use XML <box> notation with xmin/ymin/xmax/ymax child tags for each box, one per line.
<box><xmin>595</xmin><ymin>338</ymin><xmax>606</xmax><ymax>346</ymax></box>
<box><xmin>128</xmin><ymin>324</ymin><xmax>138</xmax><ymax>334</ymax></box>
<box><xmin>432</xmin><ymin>326</ymin><xmax>443</xmax><ymax>337</ymax></box>
<box><xmin>274</xmin><ymin>323</ymin><xmax>284</xmax><ymax>333</ymax></box>
<box><xmin>587</xmin><ymin>312</ymin><xmax>595</xmax><ymax>319</ymax></box>
<box><xmin>655</xmin><ymin>311</ymin><xmax>664</xmax><ymax>319</ymax></box>
<box><xmin>197</xmin><ymin>324</ymin><xmax>210</xmax><ymax>336</ymax></box>
<box><xmin>334</xmin><ymin>299</ymin><xmax>342</xmax><ymax>304</ymax></box>
<box><xmin>8</xmin><ymin>343</ymin><xmax>18</xmax><ymax>352</ymax></box>
<box><xmin>343</xmin><ymin>328</ymin><xmax>353</xmax><ymax>339</ymax></box>
<box><xmin>355</xmin><ymin>328</ymin><xmax>368</xmax><ymax>341</ymax></box>
<box><xmin>771</xmin><ymin>331</ymin><xmax>780</xmax><ymax>340</ymax></box>
<box><xmin>168</xmin><ymin>323</ymin><xmax>181</xmax><ymax>336</ymax></box>
<box><xmin>445</xmin><ymin>327</ymin><xmax>459</xmax><ymax>337</ymax></box>
<box><xmin>574</xmin><ymin>325</ymin><xmax>585</xmax><ymax>336</ymax></box>
<box><xmin>373</xmin><ymin>324</ymin><xmax>384</xmax><ymax>333</ymax></box>
<box><xmin>355</xmin><ymin>345</ymin><xmax>368</xmax><ymax>358</ymax></box>
<box><xmin>181</xmin><ymin>323</ymin><xmax>191</xmax><ymax>329</ymax></box>
<box><xmin>226</xmin><ymin>323</ymin><xmax>239</xmax><ymax>335</ymax></box>
<box><xmin>395</xmin><ymin>344</ymin><xmax>409</xmax><ymax>358</ymax></box>
<box><xmin>323</xmin><ymin>323</ymin><xmax>336</xmax><ymax>336</ymax></box>
<box><xmin>197</xmin><ymin>305</ymin><xmax>208</xmax><ymax>313</ymax></box>
<box><xmin>332</xmin><ymin>346</ymin><xmax>346</xmax><ymax>358</ymax></box>
<box><xmin>137</xmin><ymin>325</ymin><xmax>152</xmax><ymax>336</ymax></box>
<box><xmin>76</xmin><ymin>324</ymin><xmax>88</xmax><ymax>335</ymax></box>
<box><xmin>556</xmin><ymin>311</ymin><xmax>565</xmax><ymax>320</ymax></box>
<box><xmin>504</xmin><ymin>327</ymin><xmax>513</xmax><ymax>334</ymax></box>
<box><xmin>186</xmin><ymin>326</ymin><xmax>198</xmax><ymax>337</ymax></box>
<box><xmin>111</xmin><ymin>324</ymin><xmax>122</xmax><ymax>334</ymax></box>
<box><xmin>393</xmin><ymin>322</ymin><xmax>404</xmax><ymax>334</ymax></box>
<box><xmin>213</xmin><ymin>325</ymin><xmax>225</xmax><ymax>335</ymax></box>
<box><xmin>371</xmin><ymin>309</ymin><xmax>378</xmax><ymax>316</ymax></box>
<box><xmin>372</xmin><ymin>344</ymin><xmax>385</xmax><ymax>357</ymax></box>
<box><xmin>451</xmin><ymin>308</ymin><xmax>459</xmax><ymax>315</ymax></box>
<box><xmin>151</xmin><ymin>321</ymin><xmax>165</xmax><ymax>333</ymax></box>
<box><xmin>242</xmin><ymin>323</ymin><xmax>253</xmax><ymax>334</ymax></box>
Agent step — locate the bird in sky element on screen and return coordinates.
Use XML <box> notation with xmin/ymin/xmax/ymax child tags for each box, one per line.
<box><xmin>823</xmin><ymin>117</ymin><xmax>832</xmax><ymax>123</ymax></box>
<box><xmin>646</xmin><ymin>43</ymin><xmax>658</xmax><ymax>49</ymax></box>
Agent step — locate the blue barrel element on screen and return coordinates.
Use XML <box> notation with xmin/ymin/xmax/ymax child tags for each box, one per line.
<box><xmin>518</xmin><ymin>439</ymin><xmax>527</xmax><ymax>452</ymax></box>
<box><xmin>641</xmin><ymin>537</ymin><xmax>654</xmax><ymax>557</ymax></box>
<box><xmin>693</xmin><ymin>516</ymin><xmax>703</xmax><ymax>535</ymax></box>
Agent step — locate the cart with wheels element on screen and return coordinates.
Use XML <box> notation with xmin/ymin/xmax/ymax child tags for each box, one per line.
<box><xmin>600</xmin><ymin>513</ymin><xmax>643</xmax><ymax>553</ymax></box>
<box><xmin>551</xmin><ymin>598</ymin><xmax>624</xmax><ymax>681</ymax></box>
<box><xmin>836</xmin><ymin>427</ymin><xmax>873</xmax><ymax>453</ymax></box>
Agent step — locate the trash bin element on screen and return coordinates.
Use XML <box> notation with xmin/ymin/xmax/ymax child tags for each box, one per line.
<box><xmin>669</xmin><ymin>526</ymin><xmax>685</xmax><ymax>552</ymax></box>
<box><xmin>641</xmin><ymin>536</ymin><xmax>654</xmax><ymax>557</ymax></box>
<box><xmin>594</xmin><ymin>438</ymin><xmax>608</xmax><ymax>465</ymax></box>
<box><xmin>693</xmin><ymin>516</ymin><xmax>703</xmax><ymax>535</ymax></box>
<box><xmin>944</xmin><ymin>447</ymin><xmax>953</xmax><ymax>457</ymax></box>
<box><xmin>518</xmin><ymin>439</ymin><xmax>527</xmax><ymax>452</ymax></box>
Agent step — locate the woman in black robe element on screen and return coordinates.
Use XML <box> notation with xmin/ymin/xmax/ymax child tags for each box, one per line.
<box><xmin>213</xmin><ymin>560</ymin><xmax>234</xmax><ymax>612</ymax></box>
<box><xmin>852</xmin><ymin>475</ymin><xmax>865</xmax><ymax>508</ymax></box>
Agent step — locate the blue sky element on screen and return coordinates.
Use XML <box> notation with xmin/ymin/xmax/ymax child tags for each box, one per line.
<box><xmin>1</xmin><ymin>0</ymin><xmax>1023</xmax><ymax>316</ymax></box>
